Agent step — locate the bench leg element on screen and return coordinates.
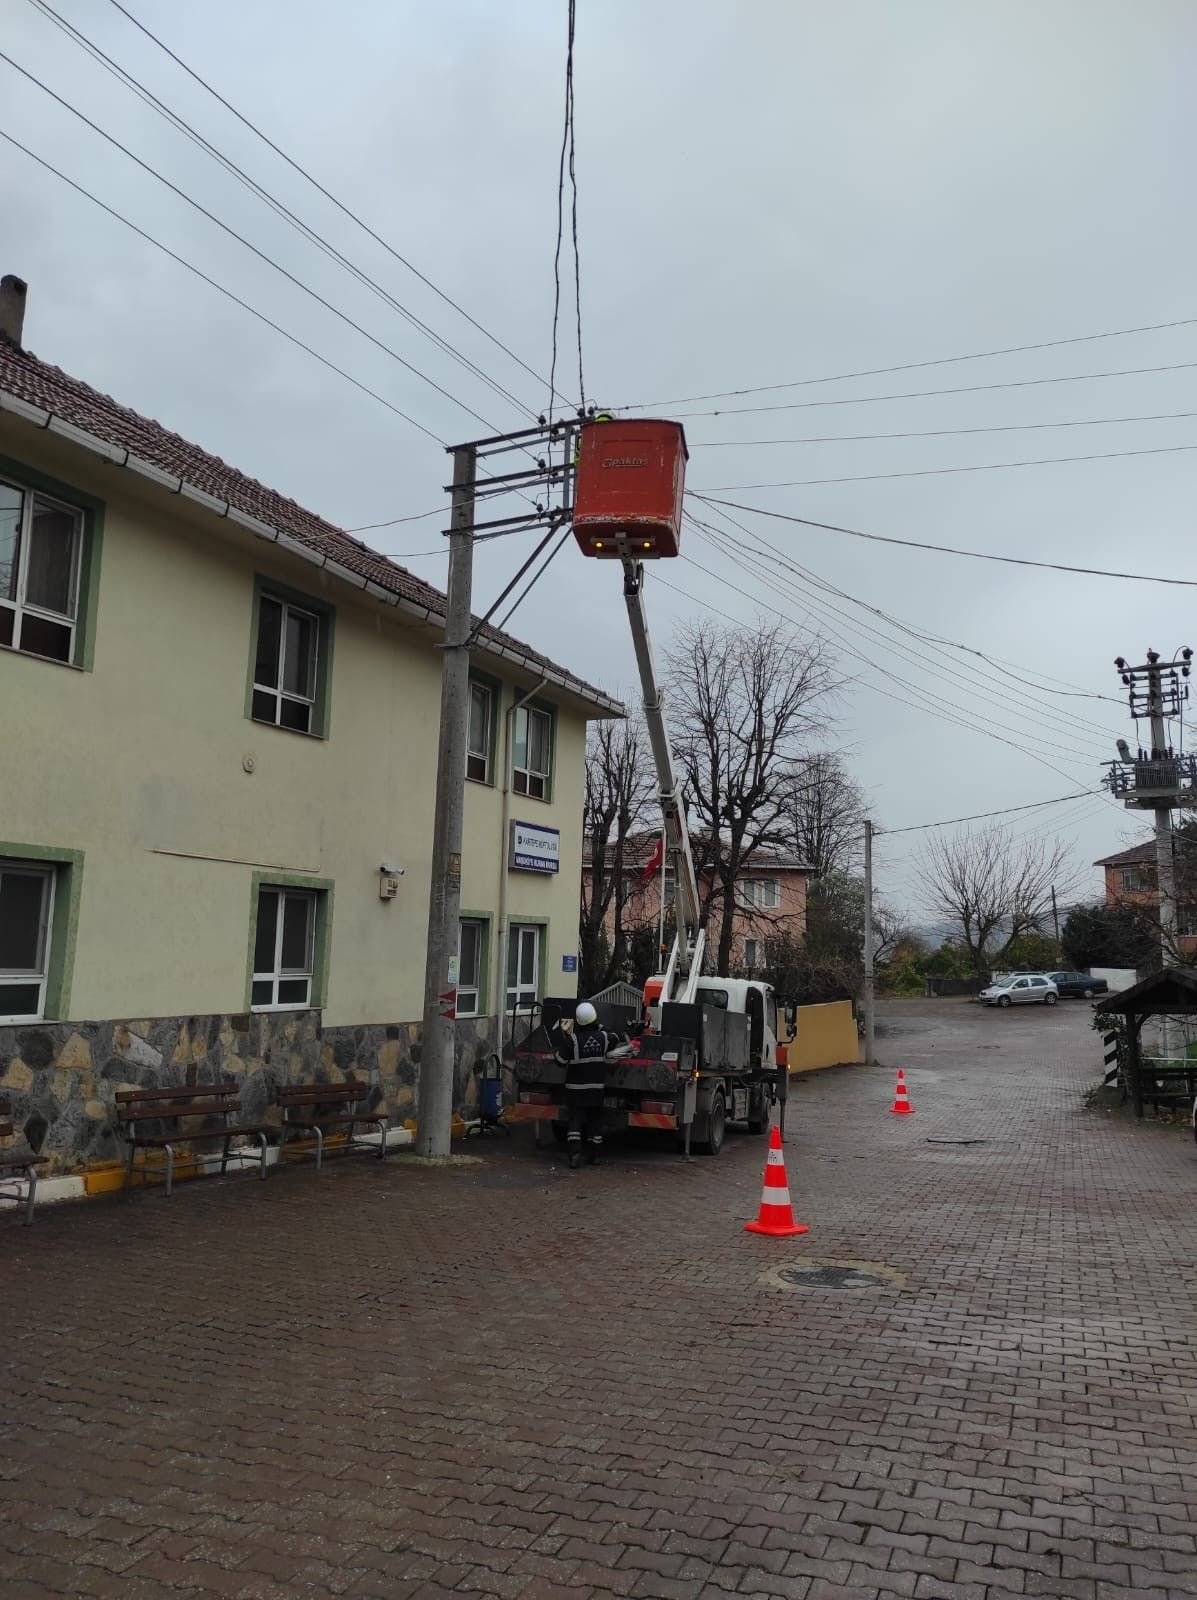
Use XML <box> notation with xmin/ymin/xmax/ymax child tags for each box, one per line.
<box><xmin>125</xmin><ymin>1140</ymin><xmax>136</xmax><ymax>1191</ymax></box>
<box><xmin>24</xmin><ymin>1165</ymin><xmax>37</xmax><ymax>1227</ymax></box>
<box><xmin>313</xmin><ymin>1126</ymin><xmax>324</xmax><ymax>1171</ymax></box>
<box><xmin>253</xmin><ymin>1131</ymin><xmax>268</xmax><ymax>1179</ymax></box>
<box><xmin>221</xmin><ymin>1133</ymin><xmax>232</xmax><ymax>1176</ymax></box>
<box><xmin>378</xmin><ymin>1119</ymin><xmax>388</xmax><ymax>1160</ymax></box>
<box><xmin>163</xmin><ymin>1142</ymin><xmax>175</xmax><ymax>1197</ymax></box>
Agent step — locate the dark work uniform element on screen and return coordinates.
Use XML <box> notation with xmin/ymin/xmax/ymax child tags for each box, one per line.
<box><xmin>550</xmin><ymin>1021</ymin><xmax>626</xmax><ymax>1157</ymax></box>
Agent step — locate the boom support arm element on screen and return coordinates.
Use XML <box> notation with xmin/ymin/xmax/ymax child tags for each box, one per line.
<box><xmin>622</xmin><ymin>560</ymin><xmax>705</xmax><ymax>995</ymax></box>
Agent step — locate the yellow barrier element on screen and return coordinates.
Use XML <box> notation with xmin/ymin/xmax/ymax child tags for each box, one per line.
<box><xmin>786</xmin><ymin>1000</ymin><xmax>860</xmax><ymax>1074</ymax></box>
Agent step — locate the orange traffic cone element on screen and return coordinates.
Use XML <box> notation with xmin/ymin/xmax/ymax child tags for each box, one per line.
<box><xmin>744</xmin><ymin>1124</ymin><xmax>809</xmax><ymax>1237</ymax></box>
<box><xmin>889</xmin><ymin>1068</ymin><xmax>915</xmax><ymax>1116</ymax></box>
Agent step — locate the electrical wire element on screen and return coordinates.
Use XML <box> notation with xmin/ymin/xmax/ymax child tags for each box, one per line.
<box><xmin>496</xmin><ymin>521</ymin><xmax>575</xmax><ymax>632</ymax></box>
<box><xmin>101</xmin><ymin>0</ymin><xmax>563</xmax><ymax>404</ymax></box>
<box><xmin>0</xmin><ymin>49</ymin><xmax>516</xmax><ymax>437</ymax></box>
<box><xmin>688</xmin><ymin>503</ymin><xmax>1121</xmax><ymax>744</ymax></box>
<box><xmin>684</xmin><ymin>515</ymin><xmax>1109</xmax><ymax>766</ymax></box>
<box><xmin>0</xmin><ymin>128</ymin><xmax>445</xmax><ymax>445</ymax></box>
<box><xmin>623</xmin><ymin>314</ymin><xmax>1197</xmax><ymax>409</ymax></box>
<box><xmin>878</xmin><ymin>790</ymin><xmax>1102</xmax><ymax>835</ymax></box>
<box><xmin>650</xmin><ymin>361</ymin><xmax>1197</xmax><ymax>420</ymax></box>
<box><xmin>703</xmin><ymin>441</ymin><xmax>1197</xmax><ymax>493</ymax></box>
<box><xmin>692</xmin><ymin>411</ymin><xmax>1197</xmax><ymax>448</ymax></box>
<box><xmin>567</xmin><ymin>0</ymin><xmax>585</xmax><ymax>410</ymax></box>
<box><xmin>25</xmin><ymin>0</ymin><xmax>538</xmax><ymax>421</ymax></box>
<box><xmin>548</xmin><ymin>0</ymin><xmax>584</xmax><ymax>418</ymax></box>
<box><xmin>691</xmin><ymin>494</ymin><xmax>1197</xmax><ymax>588</ymax></box>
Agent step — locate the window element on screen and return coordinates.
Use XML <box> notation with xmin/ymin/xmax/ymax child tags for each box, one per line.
<box><xmin>743</xmin><ymin>938</ymin><xmax>760</xmax><ymax>971</ymax></box>
<box><xmin>695</xmin><ymin>986</ymin><xmax>729</xmax><ymax>1010</ymax></box>
<box><xmin>506</xmin><ymin>923</ymin><xmax>541</xmax><ymax>1012</ymax></box>
<box><xmin>740</xmin><ymin>879</ymin><xmax>780</xmax><ymax>910</ymax></box>
<box><xmin>512</xmin><ymin>704</ymin><xmax>552</xmax><ymax>799</ymax></box>
<box><xmin>0</xmin><ymin>861</ymin><xmax>55</xmax><ymax>1021</ymax></box>
<box><xmin>252</xmin><ymin>592</ymin><xmax>323</xmax><ymax>733</ymax></box>
<box><xmin>467</xmin><ymin>681</ymin><xmax>494</xmax><ymax>783</ymax></box>
<box><xmin>0</xmin><ymin>479</ymin><xmax>85</xmax><ymax>664</ymax></box>
<box><xmin>252</xmin><ymin>886</ymin><xmax>318</xmax><ymax>1008</ymax></box>
<box><xmin>1178</xmin><ymin>908</ymin><xmax>1197</xmax><ymax>938</ymax></box>
<box><xmin>458</xmin><ymin>919</ymin><xmax>486</xmax><ymax>1016</ymax></box>
<box><xmin>1122</xmin><ymin>868</ymin><xmax>1150</xmax><ymax>892</ymax></box>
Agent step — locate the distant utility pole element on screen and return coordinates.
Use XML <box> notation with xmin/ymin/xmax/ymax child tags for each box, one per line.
<box><xmin>863</xmin><ymin>819</ymin><xmax>876</xmax><ymax>1066</ymax></box>
<box><xmin>1111</xmin><ymin>647</ymin><xmax>1195</xmax><ymax>1061</ymax></box>
<box><xmin>417</xmin><ymin>445</ymin><xmax>477</xmax><ymax>1158</ymax></box>
<box><xmin>1050</xmin><ymin>885</ymin><xmax>1060</xmax><ymax>944</ymax></box>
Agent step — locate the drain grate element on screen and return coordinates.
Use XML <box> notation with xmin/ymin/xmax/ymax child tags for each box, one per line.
<box><xmin>926</xmin><ymin>1137</ymin><xmax>991</xmax><ymax>1146</ymax></box>
<box><xmin>761</xmin><ymin>1258</ymin><xmax>906</xmax><ymax>1293</ymax></box>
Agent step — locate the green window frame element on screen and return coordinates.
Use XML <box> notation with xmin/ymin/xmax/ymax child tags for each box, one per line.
<box><xmin>457</xmin><ymin>912</ymin><xmax>492</xmax><ymax>1017</ymax></box>
<box><xmin>505</xmin><ymin>917</ymin><xmax>549</xmax><ymax>1013</ymax></box>
<box><xmin>466</xmin><ymin>670</ymin><xmax>501</xmax><ymax>785</ymax></box>
<box><xmin>511</xmin><ymin>695</ymin><xmax>556</xmax><ymax>803</ymax></box>
<box><xmin>246</xmin><ymin>575</ymin><xmax>335</xmax><ymax>738</ymax></box>
<box><xmin>0</xmin><ymin>452</ymin><xmax>105</xmax><ymax>672</ymax></box>
<box><xmin>246</xmin><ymin>872</ymin><xmax>334</xmax><ymax>1011</ymax></box>
<box><xmin>0</xmin><ymin>841</ymin><xmax>84</xmax><ymax>1021</ymax></box>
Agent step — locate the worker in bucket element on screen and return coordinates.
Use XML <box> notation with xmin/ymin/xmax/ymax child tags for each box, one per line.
<box><xmin>550</xmin><ymin>1001</ymin><xmax>626</xmax><ymax>1169</ymax></box>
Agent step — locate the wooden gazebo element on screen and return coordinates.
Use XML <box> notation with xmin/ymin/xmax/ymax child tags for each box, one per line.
<box><xmin>1094</xmin><ymin>967</ymin><xmax>1197</xmax><ymax>1117</ymax></box>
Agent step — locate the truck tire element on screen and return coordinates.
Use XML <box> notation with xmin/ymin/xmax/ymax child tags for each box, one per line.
<box><xmin>695</xmin><ymin>1090</ymin><xmax>726</xmax><ymax>1156</ymax></box>
<box><xmin>747</xmin><ymin>1084</ymin><xmax>769</xmax><ymax>1135</ymax></box>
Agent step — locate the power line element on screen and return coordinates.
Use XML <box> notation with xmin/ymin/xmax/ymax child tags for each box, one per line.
<box><xmin>650</xmin><ymin>361</ymin><xmax>1197</xmax><ymax>420</ymax></box>
<box><xmin>688</xmin><ymin>504</ymin><xmax>1120</xmax><ymax>745</ymax></box>
<box><xmin>691</xmin><ymin>494</ymin><xmax>1197</xmax><ymax>588</ymax></box>
<box><xmin>549</xmin><ymin>0</ymin><xmax>584</xmax><ymax>417</ymax></box>
<box><xmin>25</xmin><ymin>0</ymin><xmax>538</xmax><ymax>420</ymax></box>
<box><xmin>1</xmin><ymin>128</ymin><xmax>444</xmax><ymax>445</ymax></box>
<box><xmin>879</xmin><ymin>790</ymin><xmax>1102</xmax><ymax>835</ymax></box>
<box><xmin>692</xmin><ymin>411</ymin><xmax>1197</xmax><ymax>448</ymax></box>
<box><xmin>623</xmin><ymin>314</ymin><xmax>1197</xmax><ymax>409</ymax></box>
<box><xmin>703</xmin><ymin>441</ymin><xmax>1197</xmax><ymax>493</ymax></box>
<box><xmin>497</xmin><ymin>521</ymin><xmax>575</xmax><ymax>632</ymax></box>
<box><xmin>0</xmin><ymin>48</ymin><xmax>513</xmax><ymax>436</ymax></box>
<box><xmin>102</xmin><ymin>0</ymin><xmax>562</xmax><ymax>404</ymax></box>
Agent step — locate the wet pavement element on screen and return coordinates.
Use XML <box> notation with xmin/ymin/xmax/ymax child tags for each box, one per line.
<box><xmin>3</xmin><ymin>996</ymin><xmax>1196</xmax><ymax>1600</ymax></box>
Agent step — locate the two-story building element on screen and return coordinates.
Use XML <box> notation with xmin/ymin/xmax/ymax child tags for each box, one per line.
<box><xmin>0</xmin><ymin>276</ymin><xmax>622</xmax><ymax>1174</ymax></box>
<box><xmin>1094</xmin><ymin>838</ymin><xmax>1197</xmax><ymax>955</ymax></box>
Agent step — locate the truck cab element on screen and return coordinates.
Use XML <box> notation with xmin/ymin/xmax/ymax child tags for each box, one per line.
<box><xmin>690</xmin><ymin>978</ymin><xmax>788</xmax><ymax>1074</ymax></box>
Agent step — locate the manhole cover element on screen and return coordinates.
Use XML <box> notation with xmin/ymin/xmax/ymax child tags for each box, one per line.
<box><xmin>760</xmin><ymin>1258</ymin><xmax>906</xmax><ymax>1293</ymax></box>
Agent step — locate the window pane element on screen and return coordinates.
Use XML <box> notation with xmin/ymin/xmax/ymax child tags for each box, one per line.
<box><xmin>513</xmin><ymin>708</ymin><xmax>527</xmax><ymax>771</ymax></box>
<box><xmin>0</xmin><ymin>482</ymin><xmax>21</xmax><ymax>601</ymax></box>
<box><xmin>253</xmin><ymin>889</ymin><xmax>278</xmax><ymax>974</ymax></box>
<box><xmin>0</xmin><ymin>869</ymin><xmax>48</xmax><ymax>971</ymax></box>
<box><xmin>528</xmin><ymin>773</ymin><xmax>545</xmax><ymax>800</ymax></box>
<box><xmin>255</xmin><ymin>596</ymin><xmax>283</xmax><ymax>689</ymax></box>
<box><xmin>279</xmin><ymin>697</ymin><xmax>312</xmax><ymax>733</ymax></box>
<box><xmin>466</xmin><ymin>753</ymin><xmax>487</xmax><ymax>783</ymax></box>
<box><xmin>518</xmin><ymin>928</ymin><xmax>537</xmax><ymax>986</ymax></box>
<box><xmin>512</xmin><ymin>769</ymin><xmax>528</xmax><ymax>795</ymax></box>
<box><xmin>0</xmin><ymin>605</ymin><xmax>12</xmax><ymax>649</ymax></box>
<box><xmin>468</xmin><ymin>684</ymin><xmax>490</xmax><ymax>759</ymax></box>
<box><xmin>0</xmin><ymin>981</ymin><xmax>41</xmax><ymax>1016</ymax></box>
<box><xmin>25</xmin><ymin>500</ymin><xmax>80</xmax><ymax>618</ymax></box>
<box><xmin>18</xmin><ymin>613</ymin><xmax>72</xmax><ymax>663</ymax></box>
<box><xmin>251</xmin><ymin>687</ymin><xmax>277</xmax><ymax>723</ymax></box>
<box><xmin>528</xmin><ymin>710</ymin><xmax>548</xmax><ymax>773</ymax></box>
<box><xmin>459</xmin><ymin>922</ymin><xmax>480</xmax><ymax>988</ymax></box>
<box><xmin>457</xmin><ymin>988</ymin><xmax>479</xmax><ymax>1017</ymax></box>
<box><xmin>251</xmin><ymin>979</ymin><xmax>273</xmax><ymax>1007</ymax></box>
<box><xmin>280</xmin><ymin>893</ymin><xmax>313</xmax><ymax>972</ymax></box>
<box><xmin>277</xmin><ymin>977</ymin><xmax>310</xmax><ymax>1005</ymax></box>
<box><xmin>282</xmin><ymin>608</ymin><xmax>316</xmax><ymax>699</ymax></box>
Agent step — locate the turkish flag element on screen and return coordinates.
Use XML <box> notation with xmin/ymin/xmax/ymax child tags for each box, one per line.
<box><xmin>641</xmin><ymin>834</ymin><xmax>665</xmax><ymax>882</ymax></box>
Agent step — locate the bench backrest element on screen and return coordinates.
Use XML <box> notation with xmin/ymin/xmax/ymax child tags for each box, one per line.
<box><xmin>115</xmin><ymin>1084</ymin><xmax>241</xmax><ymax>1125</ymax></box>
<box><xmin>276</xmin><ymin>1080</ymin><xmax>371</xmax><ymax>1111</ymax></box>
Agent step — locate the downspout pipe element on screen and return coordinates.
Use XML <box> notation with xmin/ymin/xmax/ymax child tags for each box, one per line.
<box><xmin>494</xmin><ymin>676</ymin><xmax>550</xmax><ymax>1049</ymax></box>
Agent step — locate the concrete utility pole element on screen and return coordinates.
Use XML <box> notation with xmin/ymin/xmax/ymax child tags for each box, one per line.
<box><xmin>417</xmin><ymin>445</ymin><xmax>477</xmax><ymax>1158</ymax></box>
<box><xmin>863</xmin><ymin>818</ymin><xmax>876</xmax><ymax>1067</ymax></box>
<box><xmin>1145</xmin><ymin>659</ymin><xmax>1180</xmax><ymax>1012</ymax></box>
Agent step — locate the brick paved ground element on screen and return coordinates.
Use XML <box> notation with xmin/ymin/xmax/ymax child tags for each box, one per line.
<box><xmin>4</xmin><ymin>997</ymin><xmax>1197</xmax><ymax>1600</ymax></box>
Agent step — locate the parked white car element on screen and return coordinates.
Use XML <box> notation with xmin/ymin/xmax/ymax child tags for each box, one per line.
<box><xmin>978</xmin><ymin>974</ymin><xmax>1059</xmax><ymax>1008</ymax></box>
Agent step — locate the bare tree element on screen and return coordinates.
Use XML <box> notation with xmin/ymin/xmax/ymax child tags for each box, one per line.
<box><xmin>916</xmin><ymin>823</ymin><xmax>1077</xmax><ymax>975</ymax></box>
<box><xmin>579</xmin><ymin>718</ymin><xmax>654</xmax><ymax>994</ymax></box>
<box><xmin>665</xmin><ymin>618</ymin><xmax>836</xmax><ymax>976</ymax></box>
<box><xmin>787</xmin><ymin>751</ymin><xmax>865</xmax><ymax>877</ymax></box>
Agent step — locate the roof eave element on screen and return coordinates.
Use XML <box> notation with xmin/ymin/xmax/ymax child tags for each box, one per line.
<box><xmin>0</xmin><ymin>388</ymin><xmax>625</xmax><ymax>720</ymax></box>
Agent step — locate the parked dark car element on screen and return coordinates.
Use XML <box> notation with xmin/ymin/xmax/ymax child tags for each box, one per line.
<box><xmin>1046</xmin><ymin>970</ymin><xmax>1109</xmax><ymax>999</ymax></box>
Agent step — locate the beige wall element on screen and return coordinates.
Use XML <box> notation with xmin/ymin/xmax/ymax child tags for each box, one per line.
<box><xmin>0</xmin><ymin>420</ymin><xmax>594</xmax><ymax>1029</ymax></box>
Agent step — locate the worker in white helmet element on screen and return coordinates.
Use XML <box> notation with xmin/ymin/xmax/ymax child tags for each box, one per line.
<box><xmin>549</xmin><ymin>1000</ymin><xmax>626</xmax><ymax>1168</ymax></box>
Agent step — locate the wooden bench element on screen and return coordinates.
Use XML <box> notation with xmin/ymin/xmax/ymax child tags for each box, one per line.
<box><xmin>0</xmin><ymin>1097</ymin><xmax>46</xmax><ymax>1226</ymax></box>
<box><xmin>116</xmin><ymin>1084</ymin><xmax>270</xmax><ymax>1195</ymax></box>
<box><xmin>275</xmin><ymin>1080</ymin><xmax>388</xmax><ymax>1169</ymax></box>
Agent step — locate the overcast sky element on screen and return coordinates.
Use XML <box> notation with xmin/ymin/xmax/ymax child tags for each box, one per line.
<box><xmin>4</xmin><ymin>0</ymin><xmax>1195</xmax><ymax>915</ymax></box>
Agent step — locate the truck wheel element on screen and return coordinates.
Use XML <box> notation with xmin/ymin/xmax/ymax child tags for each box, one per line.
<box><xmin>747</xmin><ymin>1085</ymin><xmax>768</xmax><ymax>1135</ymax></box>
<box><xmin>696</xmin><ymin>1090</ymin><xmax>726</xmax><ymax>1156</ymax></box>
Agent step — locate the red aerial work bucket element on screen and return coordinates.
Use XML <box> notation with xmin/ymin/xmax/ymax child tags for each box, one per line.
<box><xmin>573</xmin><ymin>418</ymin><xmax>688</xmax><ymax>559</ymax></box>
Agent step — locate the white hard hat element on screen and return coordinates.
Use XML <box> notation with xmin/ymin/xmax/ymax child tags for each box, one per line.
<box><xmin>575</xmin><ymin>1001</ymin><xmax>598</xmax><ymax>1027</ymax></box>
